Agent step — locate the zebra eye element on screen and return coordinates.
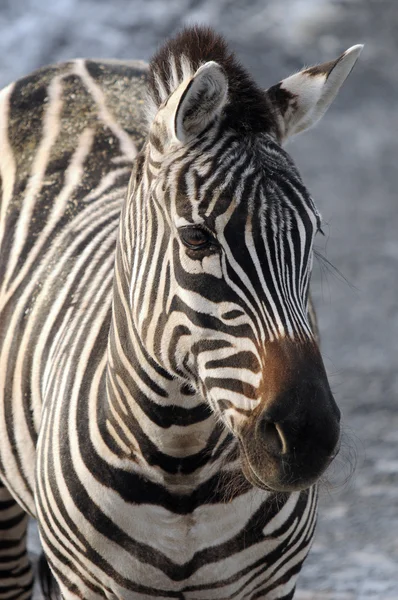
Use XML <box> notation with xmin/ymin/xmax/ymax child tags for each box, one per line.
<box><xmin>179</xmin><ymin>226</ymin><xmax>213</xmax><ymax>250</ymax></box>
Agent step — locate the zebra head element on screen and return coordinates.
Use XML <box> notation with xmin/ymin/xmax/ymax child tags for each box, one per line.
<box><xmin>125</xmin><ymin>28</ymin><xmax>362</xmax><ymax>493</ymax></box>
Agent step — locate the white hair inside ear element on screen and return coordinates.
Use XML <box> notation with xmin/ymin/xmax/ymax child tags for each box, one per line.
<box><xmin>174</xmin><ymin>62</ymin><xmax>228</xmax><ymax>143</ymax></box>
<box><xmin>152</xmin><ymin>61</ymin><xmax>229</xmax><ymax>146</ymax></box>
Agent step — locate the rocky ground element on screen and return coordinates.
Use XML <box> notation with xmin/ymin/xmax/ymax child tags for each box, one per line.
<box><xmin>1</xmin><ymin>0</ymin><xmax>397</xmax><ymax>598</ymax></box>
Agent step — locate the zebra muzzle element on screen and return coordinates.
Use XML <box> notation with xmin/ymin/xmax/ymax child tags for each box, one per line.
<box><xmin>238</xmin><ymin>355</ymin><xmax>341</xmax><ymax>492</ymax></box>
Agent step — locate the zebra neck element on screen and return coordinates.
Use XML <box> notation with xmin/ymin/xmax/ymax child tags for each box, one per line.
<box><xmin>104</xmin><ymin>278</ymin><xmax>237</xmax><ymax>488</ymax></box>
<box><xmin>104</xmin><ymin>358</ymin><xmax>237</xmax><ymax>488</ymax></box>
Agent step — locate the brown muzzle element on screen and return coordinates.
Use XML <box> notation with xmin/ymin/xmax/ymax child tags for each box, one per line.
<box><xmin>239</xmin><ymin>339</ymin><xmax>341</xmax><ymax>492</ymax></box>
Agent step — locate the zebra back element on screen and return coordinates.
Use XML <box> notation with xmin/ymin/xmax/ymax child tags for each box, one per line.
<box><xmin>0</xmin><ymin>59</ymin><xmax>147</xmax><ymax>511</ymax></box>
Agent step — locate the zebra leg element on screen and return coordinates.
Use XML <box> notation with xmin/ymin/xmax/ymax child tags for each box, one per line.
<box><xmin>0</xmin><ymin>479</ymin><xmax>33</xmax><ymax>600</ymax></box>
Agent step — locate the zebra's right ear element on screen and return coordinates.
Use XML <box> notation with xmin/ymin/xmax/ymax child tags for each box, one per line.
<box><xmin>157</xmin><ymin>61</ymin><xmax>229</xmax><ymax>145</ymax></box>
<box><xmin>266</xmin><ymin>44</ymin><xmax>363</xmax><ymax>143</ymax></box>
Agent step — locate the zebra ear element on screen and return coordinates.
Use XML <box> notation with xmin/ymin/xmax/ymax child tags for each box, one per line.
<box><xmin>266</xmin><ymin>44</ymin><xmax>363</xmax><ymax>143</ymax></box>
<box><xmin>172</xmin><ymin>61</ymin><xmax>228</xmax><ymax>143</ymax></box>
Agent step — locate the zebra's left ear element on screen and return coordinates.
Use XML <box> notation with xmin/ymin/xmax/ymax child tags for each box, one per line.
<box><xmin>266</xmin><ymin>44</ymin><xmax>363</xmax><ymax>143</ymax></box>
<box><xmin>171</xmin><ymin>61</ymin><xmax>228</xmax><ymax>143</ymax></box>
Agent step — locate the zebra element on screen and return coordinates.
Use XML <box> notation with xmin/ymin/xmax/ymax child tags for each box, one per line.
<box><xmin>0</xmin><ymin>26</ymin><xmax>361</xmax><ymax>600</ymax></box>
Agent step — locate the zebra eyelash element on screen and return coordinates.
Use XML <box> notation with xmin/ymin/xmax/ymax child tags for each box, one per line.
<box><xmin>178</xmin><ymin>225</ymin><xmax>219</xmax><ymax>251</ymax></box>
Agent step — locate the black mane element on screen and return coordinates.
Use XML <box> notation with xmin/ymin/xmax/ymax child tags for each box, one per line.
<box><xmin>148</xmin><ymin>26</ymin><xmax>277</xmax><ymax>135</ymax></box>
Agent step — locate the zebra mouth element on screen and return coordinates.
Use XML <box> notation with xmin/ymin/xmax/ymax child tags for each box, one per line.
<box><xmin>241</xmin><ymin>454</ymin><xmax>314</xmax><ymax>493</ymax></box>
<box><xmin>238</xmin><ymin>440</ymin><xmax>317</xmax><ymax>493</ymax></box>
<box><xmin>238</xmin><ymin>443</ymin><xmax>277</xmax><ymax>492</ymax></box>
<box><xmin>240</xmin><ymin>459</ymin><xmax>274</xmax><ymax>492</ymax></box>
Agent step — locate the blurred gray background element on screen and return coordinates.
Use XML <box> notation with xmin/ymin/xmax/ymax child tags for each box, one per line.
<box><xmin>2</xmin><ymin>0</ymin><xmax>397</xmax><ymax>598</ymax></box>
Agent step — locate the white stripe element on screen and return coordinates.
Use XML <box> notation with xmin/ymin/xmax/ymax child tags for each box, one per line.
<box><xmin>0</xmin><ymin>83</ymin><xmax>16</xmax><ymax>256</ymax></box>
<box><xmin>73</xmin><ymin>59</ymin><xmax>137</xmax><ymax>162</ymax></box>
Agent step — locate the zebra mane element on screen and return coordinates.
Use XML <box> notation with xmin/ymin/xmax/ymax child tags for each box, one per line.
<box><xmin>147</xmin><ymin>26</ymin><xmax>276</xmax><ymax>135</ymax></box>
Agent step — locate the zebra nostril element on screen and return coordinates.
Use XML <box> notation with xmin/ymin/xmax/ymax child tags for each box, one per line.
<box><xmin>258</xmin><ymin>418</ymin><xmax>287</xmax><ymax>457</ymax></box>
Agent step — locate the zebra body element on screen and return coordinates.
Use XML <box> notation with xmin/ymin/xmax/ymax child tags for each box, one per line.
<box><xmin>0</xmin><ymin>28</ymin><xmax>361</xmax><ymax>599</ymax></box>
